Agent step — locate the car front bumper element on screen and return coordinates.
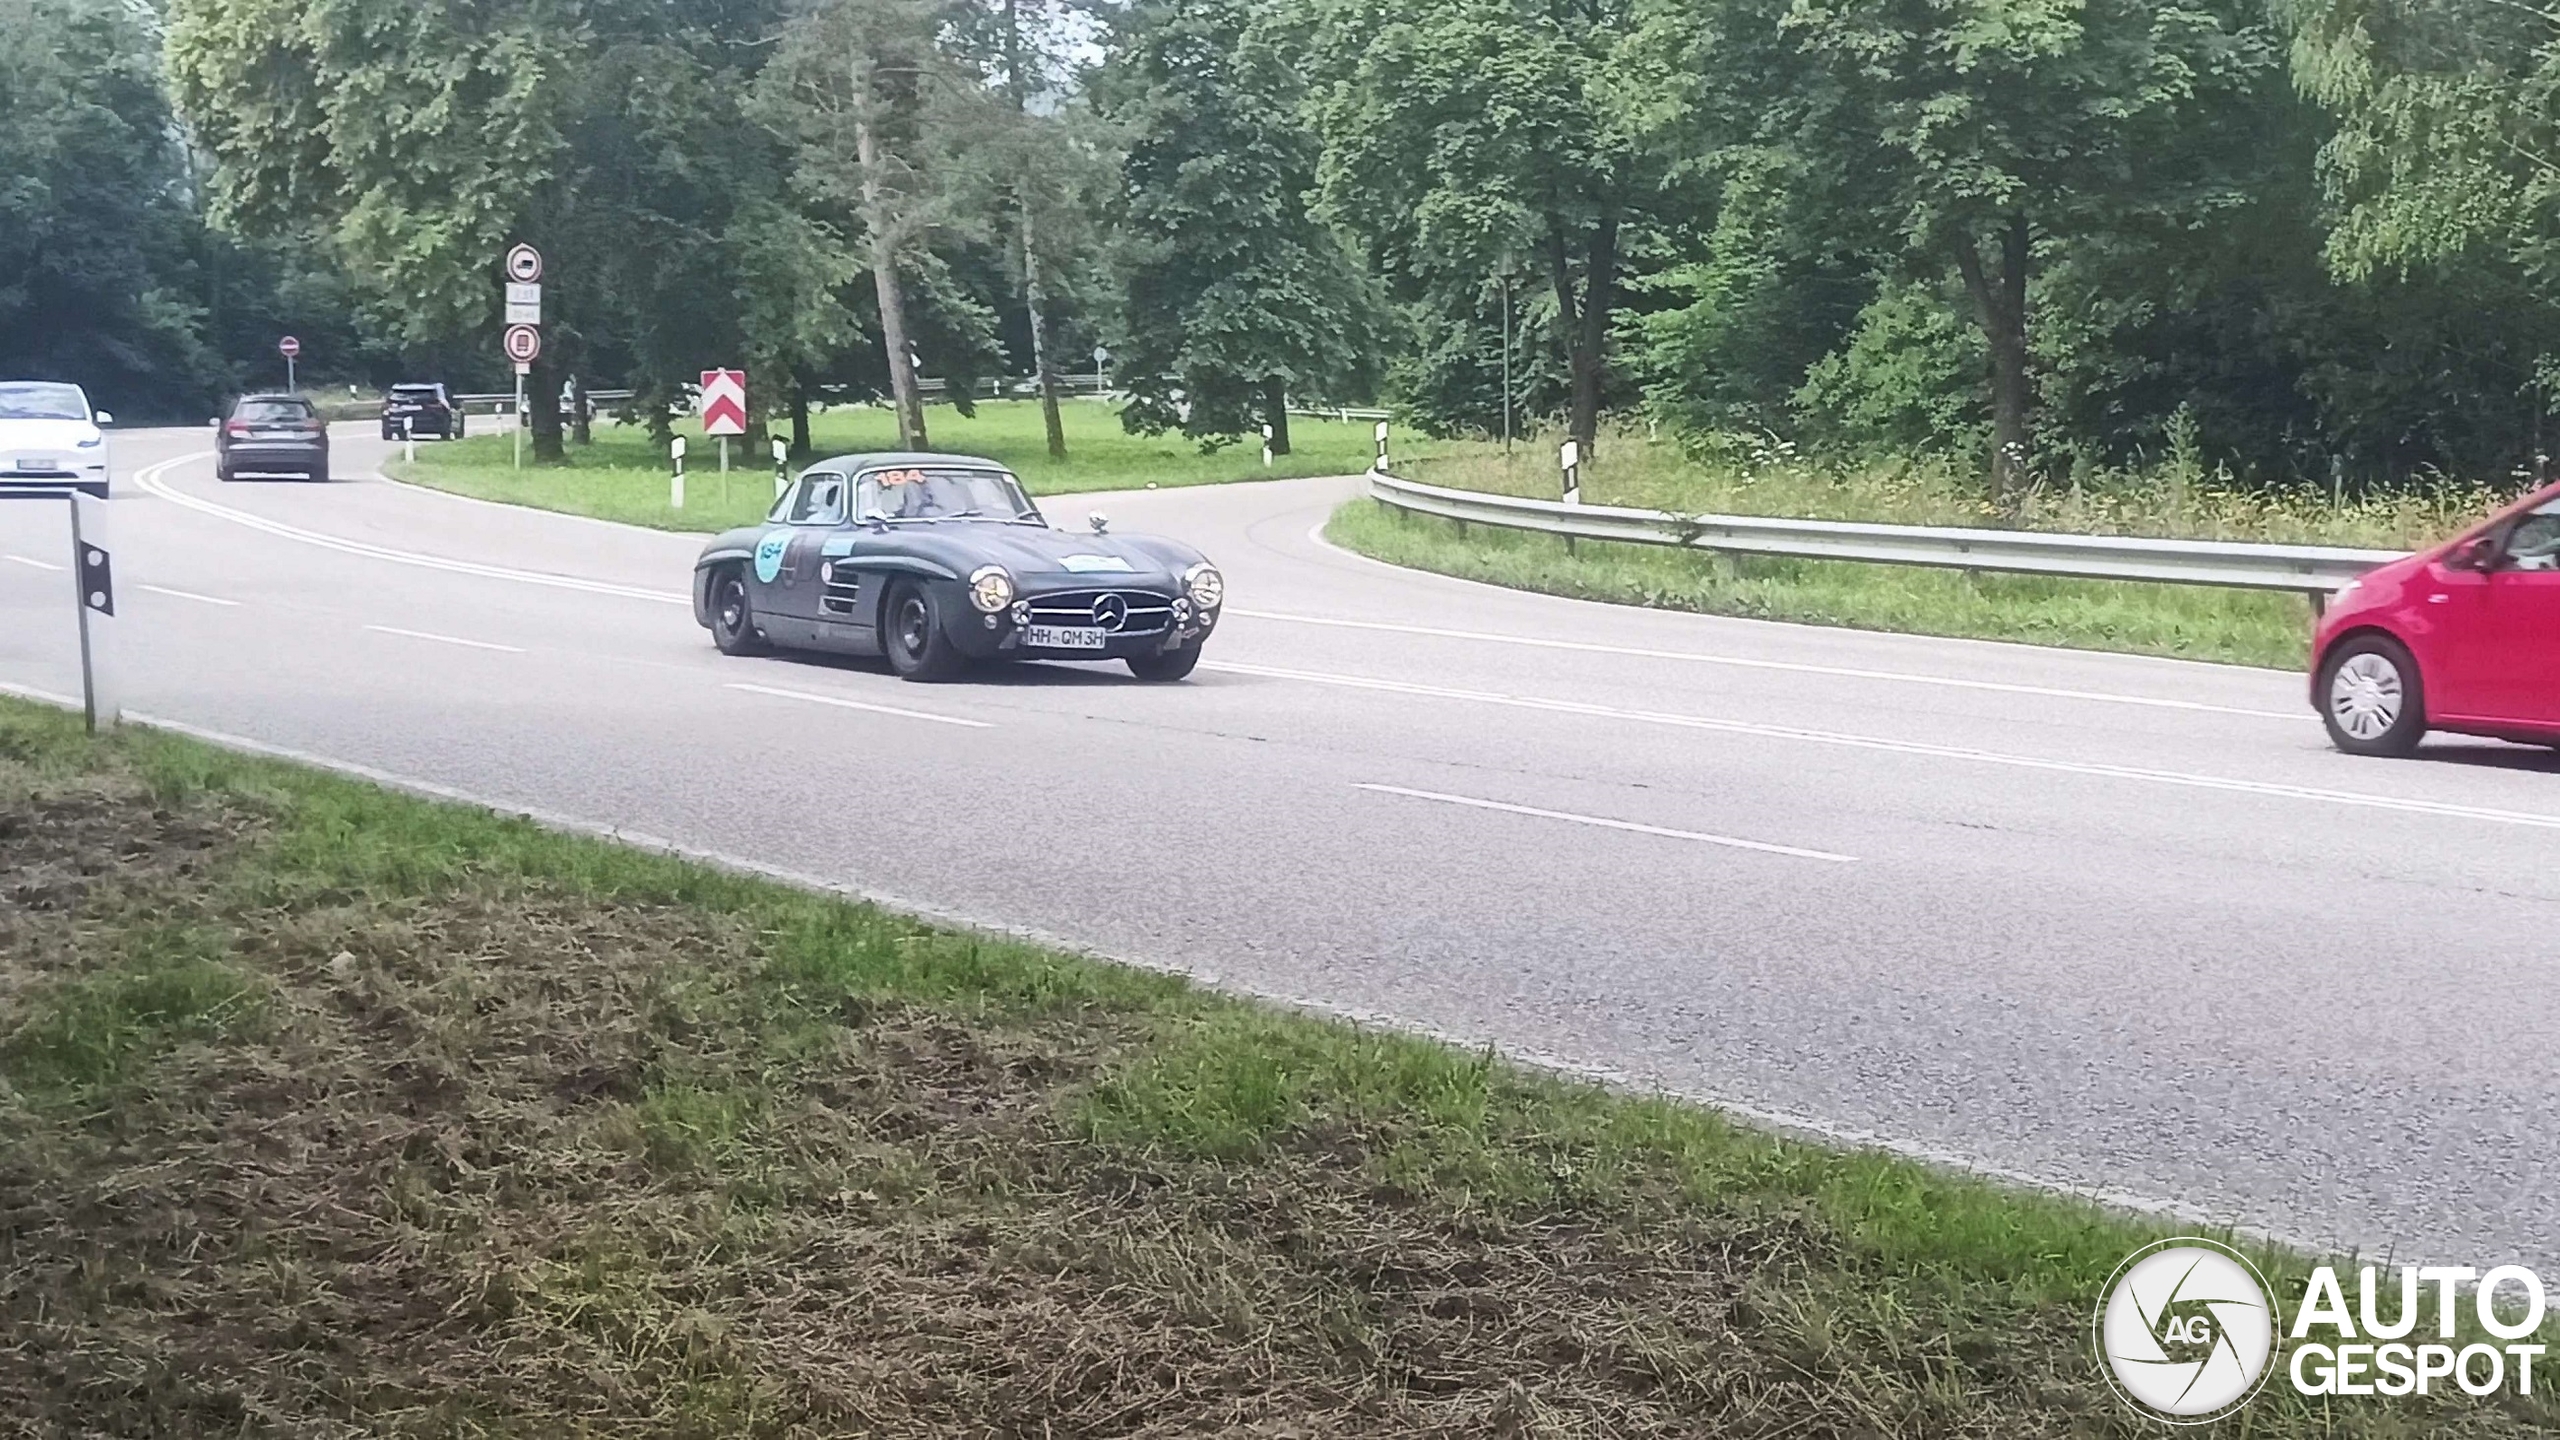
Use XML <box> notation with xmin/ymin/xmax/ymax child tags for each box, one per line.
<box><xmin>940</xmin><ymin>590</ymin><xmax>1218</xmax><ymax>661</ymax></box>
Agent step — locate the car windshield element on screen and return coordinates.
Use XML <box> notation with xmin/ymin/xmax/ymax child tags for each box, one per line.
<box><xmin>854</xmin><ymin>466</ymin><xmax>1039</xmax><ymax>522</ymax></box>
<box><xmin>0</xmin><ymin>382</ymin><xmax>89</xmax><ymax>421</ymax></box>
<box><xmin>236</xmin><ymin>398</ymin><xmax>315</xmax><ymax>423</ymax></box>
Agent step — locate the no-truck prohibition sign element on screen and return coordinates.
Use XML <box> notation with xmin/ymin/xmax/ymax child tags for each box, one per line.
<box><xmin>502</xmin><ymin>324</ymin><xmax>542</xmax><ymax>365</ymax></box>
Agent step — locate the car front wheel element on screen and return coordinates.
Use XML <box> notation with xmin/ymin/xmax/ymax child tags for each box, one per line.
<box><xmin>709</xmin><ymin>567</ymin><xmax>771</xmax><ymax>657</ymax></box>
<box><xmin>883</xmin><ymin>579</ymin><xmax>966</xmax><ymax>681</ymax></box>
<box><xmin>2319</xmin><ymin>634</ymin><xmax>2426</xmax><ymax>756</ymax></box>
<box><xmin>1126</xmin><ymin>642</ymin><xmax>1203</xmax><ymax>682</ymax></box>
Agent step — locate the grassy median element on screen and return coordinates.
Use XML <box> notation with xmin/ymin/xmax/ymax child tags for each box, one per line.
<box><xmin>1330</xmin><ymin>432</ymin><xmax>2511</xmax><ymax>671</ymax></box>
<box><xmin>3</xmin><ymin>696</ymin><xmax>2550</xmax><ymax>1436</ymax></box>
<box><xmin>385</xmin><ymin>400</ymin><xmax>1397</xmax><ymax>532</ymax></box>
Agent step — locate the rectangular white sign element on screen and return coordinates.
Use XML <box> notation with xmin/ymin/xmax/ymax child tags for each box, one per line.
<box><xmin>505</xmin><ymin>282</ymin><xmax>542</xmax><ymax>325</ymax></box>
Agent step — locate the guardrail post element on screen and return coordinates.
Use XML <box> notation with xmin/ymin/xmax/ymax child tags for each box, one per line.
<box><xmin>670</xmin><ymin>435</ymin><xmax>686</xmax><ymax>510</ymax></box>
<box><xmin>67</xmin><ymin>493</ymin><xmax>117</xmax><ymax>733</ymax></box>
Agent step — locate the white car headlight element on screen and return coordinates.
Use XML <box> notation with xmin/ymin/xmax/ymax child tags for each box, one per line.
<box><xmin>969</xmin><ymin>565</ymin><xmax>1015</xmax><ymax>614</ymax></box>
<box><xmin>75</xmin><ymin>437</ymin><xmax>102</xmax><ymax>450</ymax></box>
<box><xmin>1184</xmin><ymin>562</ymin><xmax>1224</xmax><ymax>610</ymax></box>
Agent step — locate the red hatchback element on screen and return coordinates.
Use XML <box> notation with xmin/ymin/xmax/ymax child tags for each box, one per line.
<box><xmin>2313</xmin><ymin>479</ymin><xmax>2560</xmax><ymax>754</ymax></box>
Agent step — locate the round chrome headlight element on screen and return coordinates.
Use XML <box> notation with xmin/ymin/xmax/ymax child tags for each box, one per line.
<box><xmin>969</xmin><ymin>564</ymin><xmax>1015</xmax><ymax>614</ymax></box>
<box><xmin>1184</xmin><ymin>562</ymin><xmax>1224</xmax><ymax>611</ymax></box>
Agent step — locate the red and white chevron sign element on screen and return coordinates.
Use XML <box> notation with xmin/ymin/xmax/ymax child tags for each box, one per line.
<box><xmin>700</xmin><ymin>369</ymin><xmax>747</xmax><ymax>437</ymax></box>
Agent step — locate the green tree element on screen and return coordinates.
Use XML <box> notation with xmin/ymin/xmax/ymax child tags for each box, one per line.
<box><xmin>760</xmin><ymin>0</ymin><xmax>976</xmax><ymax>450</ymax></box>
<box><xmin>0</xmin><ymin>0</ymin><xmax>224</xmax><ymax>415</ymax></box>
<box><xmin>170</xmin><ymin>0</ymin><xmax>794</xmax><ymax>459</ymax></box>
<box><xmin>1308</xmin><ymin>0</ymin><xmax>1676</xmax><ymax>458</ymax></box>
<box><xmin>1098</xmin><ymin>0</ymin><xmax>1377</xmax><ymax>455</ymax></box>
<box><xmin>1780</xmin><ymin>0</ymin><xmax>2281</xmax><ymax>498</ymax></box>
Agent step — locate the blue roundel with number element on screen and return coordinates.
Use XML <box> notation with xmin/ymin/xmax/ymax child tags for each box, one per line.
<box><xmin>753</xmin><ymin>530</ymin><xmax>790</xmax><ymax>584</ymax></box>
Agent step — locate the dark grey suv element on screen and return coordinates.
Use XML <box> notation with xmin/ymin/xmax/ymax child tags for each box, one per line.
<box><xmin>215</xmin><ymin>394</ymin><xmax>330</xmax><ymax>482</ymax></box>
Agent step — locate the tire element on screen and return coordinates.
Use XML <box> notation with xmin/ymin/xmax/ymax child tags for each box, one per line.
<box><xmin>882</xmin><ymin>579</ymin><xmax>967</xmax><ymax>681</ymax></box>
<box><xmin>215</xmin><ymin>466</ymin><xmax>234</xmax><ymax>483</ymax></box>
<box><xmin>1126</xmin><ymin>643</ymin><xmax>1203</xmax><ymax>682</ymax></box>
<box><xmin>708</xmin><ymin>566</ymin><xmax>771</xmax><ymax>657</ymax></box>
<box><xmin>2318</xmin><ymin>633</ymin><xmax>2426</xmax><ymax>757</ymax></box>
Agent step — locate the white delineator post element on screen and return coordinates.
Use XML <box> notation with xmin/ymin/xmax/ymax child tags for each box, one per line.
<box><xmin>671</xmin><ymin>436</ymin><xmax>687</xmax><ymax>509</ymax></box>
<box><xmin>773</xmin><ymin>436</ymin><xmax>789</xmax><ymax>498</ymax></box>
<box><xmin>1261</xmin><ymin>423</ymin><xmax>1273</xmax><ymax>468</ymax></box>
<box><xmin>402</xmin><ymin>416</ymin><xmax>415</xmax><ymax>464</ymax></box>
<box><xmin>1560</xmin><ymin>439</ymin><xmax>1581</xmax><ymax>504</ymax></box>
<box><xmin>1374</xmin><ymin>420</ymin><xmax>1390</xmax><ymax>471</ymax></box>
<box><xmin>68</xmin><ymin>493</ymin><xmax>117</xmax><ymax>733</ymax></box>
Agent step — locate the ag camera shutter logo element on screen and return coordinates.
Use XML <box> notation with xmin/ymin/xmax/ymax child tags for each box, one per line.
<box><xmin>2096</xmin><ymin>1238</ymin><xmax>2278</xmax><ymax>1423</ymax></box>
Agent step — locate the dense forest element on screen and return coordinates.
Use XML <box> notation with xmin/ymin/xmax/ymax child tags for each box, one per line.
<box><xmin>4</xmin><ymin>0</ymin><xmax>2553</xmax><ymax>491</ymax></box>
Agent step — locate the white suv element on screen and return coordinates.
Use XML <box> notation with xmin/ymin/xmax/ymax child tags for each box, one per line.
<box><xmin>0</xmin><ymin>380</ymin><xmax>112</xmax><ymax>498</ymax></box>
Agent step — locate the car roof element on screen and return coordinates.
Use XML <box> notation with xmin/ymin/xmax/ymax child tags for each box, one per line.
<box><xmin>812</xmin><ymin>452</ymin><xmax>1011</xmax><ymax>473</ymax></box>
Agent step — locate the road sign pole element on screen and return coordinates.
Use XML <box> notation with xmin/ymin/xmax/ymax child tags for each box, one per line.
<box><xmin>720</xmin><ymin>436</ymin><xmax>729</xmax><ymax>474</ymax></box>
<box><xmin>286</xmin><ymin>355</ymin><xmax>296</xmax><ymax>394</ymax></box>
<box><xmin>67</xmin><ymin>494</ymin><xmax>116</xmax><ymax>733</ymax></box>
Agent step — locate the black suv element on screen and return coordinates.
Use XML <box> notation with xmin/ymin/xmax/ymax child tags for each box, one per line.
<box><xmin>216</xmin><ymin>394</ymin><xmax>330</xmax><ymax>482</ymax></box>
<box><xmin>381</xmin><ymin>382</ymin><xmax>462</xmax><ymax>439</ymax></box>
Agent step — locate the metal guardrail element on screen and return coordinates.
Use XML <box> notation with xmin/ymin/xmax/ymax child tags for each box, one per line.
<box><xmin>1368</xmin><ymin>468</ymin><xmax>2409</xmax><ymax>596</ymax></box>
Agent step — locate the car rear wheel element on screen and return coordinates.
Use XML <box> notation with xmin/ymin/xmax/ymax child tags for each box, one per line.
<box><xmin>709</xmin><ymin>566</ymin><xmax>770</xmax><ymax>656</ymax></box>
<box><xmin>883</xmin><ymin>580</ymin><xmax>966</xmax><ymax>681</ymax></box>
<box><xmin>1126</xmin><ymin>643</ymin><xmax>1203</xmax><ymax>682</ymax></box>
<box><xmin>2320</xmin><ymin>634</ymin><xmax>2426</xmax><ymax>756</ymax></box>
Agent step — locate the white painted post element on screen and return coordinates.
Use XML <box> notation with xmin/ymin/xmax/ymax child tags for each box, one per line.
<box><xmin>1261</xmin><ymin>423</ymin><xmax>1273</xmax><ymax>468</ymax></box>
<box><xmin>67</xmin><ymin>494</ymin><xmax>116</xmax><ymax>732</ymax></box>
<box><xmin>773</xmin><ymin>436</ymin><xmax>789</xmax><ymax>497</ymax></box>
<box><xmin>1560</xmin><ymin>439</ymin><xmax>1581</xmax><ymax>504</ymax></box>
<box><xmin>671</xmin><ymin>435</ymin><xmax>687</xmax><ymax>509</ymax></box>
<box><xmin>402</xmin><ymin>415</ymin><xmax>415</xmax><ymax>464</ymax></box>
<box><xmin>1374</xmin><ymin>420</ymin><xmax>1390</xmax><ymax>472</ymax></box>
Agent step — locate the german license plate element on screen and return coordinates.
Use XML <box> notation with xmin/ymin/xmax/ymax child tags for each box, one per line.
<box><xmin>1025</xmin><ymin>624</ymin><xmax>1106</xmax><ymax>651</ymax></box>
<box><xmin>15</xmin><ymin>457</ymin><xmax>54</xmax><ymax>471</ymax></box>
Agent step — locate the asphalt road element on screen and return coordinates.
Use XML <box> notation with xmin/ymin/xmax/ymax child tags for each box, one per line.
<box><xmin>7</xmin><ymin>425</ymin><xmax>2557</xmax><ymax>1267</ymax></box>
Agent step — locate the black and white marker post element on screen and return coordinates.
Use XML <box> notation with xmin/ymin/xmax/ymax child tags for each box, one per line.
<box><xmin>670</xmin><ymin>435</ymin><xmax>687</xmax><ymax>510</ymax></box>
<box><xmin>3</xmin><ymin>487</ymin><xmax>117</xmax><ymax>731</ymax></box>
<box><xmin>1560</xmin><ymin>439</ymin><xmax>1582</xmax><ymax>556</ymax></box>
<box><xmin>773</xmin><ymin>436</ymin><xmax>789</xmax><ymax>498</ymax></box>
<box><xmin>1374</xmin><ymin>420</ymin><xmax>1390</xmax><ymax>472</ymax></box>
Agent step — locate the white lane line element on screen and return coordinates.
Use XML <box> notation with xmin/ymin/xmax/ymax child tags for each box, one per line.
<box><xmin>131</xmin><ymin>452</ymin><xmax>688</xmax><ymax>606</ymax></box>
<box><xmin>4</xmin><ymin>554</ymin><xmax>64</xmax><ymax>571</ymax></box>
<box><xmin>139</xmin><ymin>583</ymin><xmax>239</xmax><ymax>607</ymax></box>
<box><xmin>366</xmin><ymin>624</ymin><xmax>525</xmax><ymax>654</ymax></box>
<box><xmin>1212</xmin><ymin>660</ymin><xmax>2560</xmax><ymax>832</ymax></box>
<box><xmin>1231</xmin><ymin>608</ymin><xmax>2302</xmax><ymax>720</ymax></box>
<box><xmin>725</xmin><ymin>681</ymin><xmax>992</xmax><ymax>729</ymax></box>
<box><xmin>1357</xmin><ymin>783</ymin><xmax>1856</xmax><ymax>863</ymax></box>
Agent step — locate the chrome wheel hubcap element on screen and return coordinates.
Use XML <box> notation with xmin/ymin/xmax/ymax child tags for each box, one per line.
<box><xmin>717</xmin><ymin>580</ymin><xmax>744</xmax><ymax>631</ymax></box>
<box><xmin>2330</xmin><ymin>652</ymin><xmax>2405</xmax><ymax>740</ymax></box>
<box><xmin>897</xmin><ymin>598</ymin><xmax>929</xmax><ymax>654</ymax></box>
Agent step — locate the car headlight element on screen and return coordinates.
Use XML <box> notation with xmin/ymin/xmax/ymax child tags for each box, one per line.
<box><xmin>969</xmin><ymin>565</ymin><xmax>1015</xmax><ymax>613</ymax></box>
<box><xmin>1184</xmin><ymin>562</ymin><xmax>1224</xmax><ymax>610</ymax></box>
<box><xmin>75</xmin><ymin>437</ymin><xmax>101</xmax><ymax>449</ymax></box>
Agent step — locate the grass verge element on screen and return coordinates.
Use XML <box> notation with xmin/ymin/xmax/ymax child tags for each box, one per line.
<box><xmin>1328</xmin><ymin>498</ymin><xmax>2320</xmax><ymax>668</ymax></box>
<box><xmin>385</xmin><ymin>400</ymin><xmax>1399</xmax><ymax>533</ymax></box>
<box><xmin>3</xmin><ymin>696</ymin><xmax>2545</xmax><ymax>1435</ymax></box>
<box><xmin>1328</xmin><ymin>426</ymin><xmax>2520</xmax><ymax>670</ymax></box>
